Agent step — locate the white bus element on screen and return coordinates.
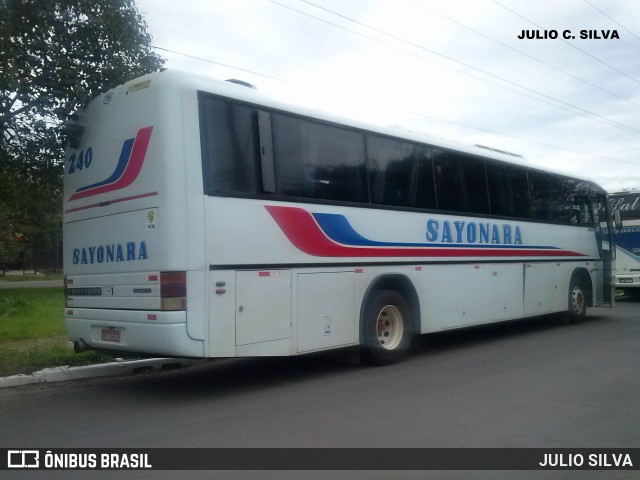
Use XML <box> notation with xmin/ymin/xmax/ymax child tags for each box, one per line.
<box><xmin>64</xmin><ymin>70</ymin><xmax>615</xmax><ymax>365</ymax></box>
<box><xmin>610</xmin><ymin>191</ymin><xmax>640</xmax><ymax>296</ymax></box>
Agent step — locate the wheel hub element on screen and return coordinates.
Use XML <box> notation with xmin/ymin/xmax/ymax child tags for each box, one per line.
<box><xmin>571</xmin><ymin>286</ymin><xmax>584</xmax><ymax>314</ymax></box>
<box><xmin>376</xmin><ymin>305</ymin><xmax>404</xmax><ymax>351</ymax></box>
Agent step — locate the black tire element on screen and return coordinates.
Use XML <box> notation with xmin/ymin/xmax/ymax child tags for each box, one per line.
<box><xmin>567</xmin><ymin>277</ymin><xmax>587</xmax><ymax>324</ymax></box>
<box><xmin>360</xmin><ymin>289</ymin><xmax>413</xmax><ymax>365</ymax></box>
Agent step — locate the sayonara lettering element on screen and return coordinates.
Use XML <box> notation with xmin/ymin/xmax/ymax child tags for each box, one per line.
<box><xmin>426</xmin><ymin>219</ymin><xmax>523</xmax><ymax>245</ymax></box>
<box><xmin>72</xmin><ymin>241</ymin><xmax>148</xmax><ymax>265</ymax></box>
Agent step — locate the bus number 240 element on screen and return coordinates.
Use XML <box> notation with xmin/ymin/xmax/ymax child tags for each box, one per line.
<box><xmin>68</xmin><ymin>147</ymin><xmax>93</xmax><ymax>175</ymax></box>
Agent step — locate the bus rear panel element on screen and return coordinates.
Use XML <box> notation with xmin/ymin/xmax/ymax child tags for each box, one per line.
<box><xmin>64</xmin><ymin>74</ymin><xmax>205</xmax><ymax>357</ymax></box>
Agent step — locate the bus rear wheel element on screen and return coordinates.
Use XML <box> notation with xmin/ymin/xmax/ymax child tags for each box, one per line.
<box><xmin>568</xmin><ymin>278</ymin><xmax>587</xmax><ymax>323</ymax></box>
<box><xmin>361</xmin><ymin>289</ymin><xmax>412</xmax><ymax>365</ymax></box>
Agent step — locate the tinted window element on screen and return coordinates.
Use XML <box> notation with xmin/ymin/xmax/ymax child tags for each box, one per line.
<box><xmin>529</xmin><ymin>171</ymin><xmax>564</xmax><ymax>221</ymax></box>
<box><xmin>413</xmin><ymin>149</ymin><xmax>437</xmax><ymax>210</ymax></box>
<box><xmin>434</xmin><ymin>151</ymin><xmax>489</xmax><ymax>214</ymax></box>
<box><xmin>562</xmin><ymin>179</ymin><xmax>594</xmax><ymax>225</ymax></box>
<box><xmin>199</xmin><ymin>95</ymin><xmax>259</xmax><ymax>195</ymax></box>
<box><xmin>366</xmin><ymin>135</ymin><xmax>436</xmax><ymax>209</ymax></box>
<box><xmin>198</xmin><ymin>92</ymin><xmax>589</xmax><ymax>225</ymax></box>
<box><xmin>486</xmin><ymin>162</ymin><xmax>530</xmax><ymax>218</ymax></box>
<box><xmin>273</xmin><ymin>115</ymin><xmax>367</xmax><ymax>203</ymax></box>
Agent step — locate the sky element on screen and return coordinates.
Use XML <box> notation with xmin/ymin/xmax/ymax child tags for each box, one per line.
<box><xmin>135</xmin><ymin>0</ymin><xmax>640</xmax><ymax>192</ymax></box>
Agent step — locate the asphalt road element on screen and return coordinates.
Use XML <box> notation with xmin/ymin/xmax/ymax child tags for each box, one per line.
<box><xmin>1</xmin><ymin>298</ymin><xmax>638</xmax><ymax>479</ymax></box>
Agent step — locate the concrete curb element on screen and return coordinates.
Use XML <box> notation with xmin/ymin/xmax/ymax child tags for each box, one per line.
<box><xmin>0</xmin><ymin>358</ymin><xmax>200</xmax><ymax>388</ymax></box>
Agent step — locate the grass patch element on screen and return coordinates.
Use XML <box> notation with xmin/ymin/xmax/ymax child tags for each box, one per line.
<box><xmin>0</xmin><ymin>288</ymin><xmax>65</xmax><ymax>339</ymax></box>
<box><xmin>0</xmin><ymin>287</ymin><xmax>111</xmax><ymax>377</ymax></box>
<box><xmin>0</xmin><ymin>272</ymin><xmax>64</xmax><ymax>282</ymax></box>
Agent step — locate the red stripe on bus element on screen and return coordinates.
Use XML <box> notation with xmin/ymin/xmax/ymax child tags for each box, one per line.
<box><xmin>65</xmin><ymin>191</ymin><xmax>158</xmax><ymax>214</ymax></box>
<box><xmin>69</xmin><ymin>126</ymin><xmax>153</xmax><ymax>201</ymax></box>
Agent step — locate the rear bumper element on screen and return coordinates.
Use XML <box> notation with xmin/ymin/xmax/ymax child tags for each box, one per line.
<box><xmin>64</xmin><ymin>308</ymin><xmax>204</xmax><ymax>357</ymax></box>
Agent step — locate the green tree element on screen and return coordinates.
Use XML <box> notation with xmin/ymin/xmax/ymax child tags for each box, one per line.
<box><xmin>0</xmin><ymin>164</ymin><xmax>25</xmax><ymax>271</ymax></box>
<box><xmin>0</xmin><ymin>0</ymin><xmax>165</xmax><ymax>271</ymax></box>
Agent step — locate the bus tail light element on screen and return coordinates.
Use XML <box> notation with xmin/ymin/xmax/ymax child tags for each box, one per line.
<box><xmin>160</xmin><ymin>271</ymin><xmax>187</xmax><ymax>311</ymax></box>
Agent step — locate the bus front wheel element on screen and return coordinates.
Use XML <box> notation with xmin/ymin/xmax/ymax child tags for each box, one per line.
<box><xmin>361</xmin><ymin>289</ymin><xmax>412</xmax><ymax>365</ymax></box>
<box><xmin>568</xmin><ymin>278</ymin><xmax>587</xmax><ymax>323</ymax></box>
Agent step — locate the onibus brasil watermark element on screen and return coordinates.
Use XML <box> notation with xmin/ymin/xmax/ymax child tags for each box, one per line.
<box><xmin>7</xmin><ymin>450</ymin><xmax>151</xmax><ymax>470</ymax></box>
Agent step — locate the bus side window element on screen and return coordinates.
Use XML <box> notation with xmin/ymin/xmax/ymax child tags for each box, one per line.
<box><xmin>199</xmin><ymin>95</ymin><xmax>260</xmax><ymax>195</ymax></box>
<box><xmin>272</xmin><ymin>114</ymin><xmax>367</xmax><ymax>203</ymax></box>
<box><xmin>486</xmin><ymin>161</ymin><xmax>530</xmax><ymax>218</ymax></box>
<box><xmin>562</xmin><ymin>179</ymin><xmax>598</xmax><ymax>226</ymax></box>
<box><xmin>366</xmin><ymin>135</ymin><xmax>436</xmax><ymax>209</ymax></box>
<box><xmin>597</xmin><ymin>196</ymin><xmax>610</xmax><ymax>231</ymax></box>
<box><xmin>433</xmin><ymin>151</ymin><xmax>490</xmax><ymax>215</ymax></box>
<box><xmin>572</xmin><ymin>197</ymin><xmax>593</xmax><ymax>226</ymax></box>
<box><xmin>529</xmin><ymin>171</ymin><xmax>564</xmax><ymax>222</ymax></box>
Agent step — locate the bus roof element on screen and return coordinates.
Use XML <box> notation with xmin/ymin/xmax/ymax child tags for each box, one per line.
<box><xmin>105</xmin><ymin>69</ymin><xmax>603</xmax><ymax>190</ymax></box>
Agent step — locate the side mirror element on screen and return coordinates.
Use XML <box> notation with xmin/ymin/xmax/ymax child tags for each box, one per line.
<box><xmin>614</xmin><ymin>207</ymin><xmax>623</xmax><ymax>229</ymax></box>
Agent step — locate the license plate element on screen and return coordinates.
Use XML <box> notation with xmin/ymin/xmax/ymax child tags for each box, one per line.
<box><xmin>619</xmin><ymin>279</ymin><xmax>633</xmax><ymax>284</ymax></box>
<box><xmin>101</xmin><ymin>328</ymin><xmax>120</xmax><ymax>343</ymax></box>
<box><xmin>67</xmin><ymin>287</ymin><xmax>102</xmax><ymax>296</ymax></box>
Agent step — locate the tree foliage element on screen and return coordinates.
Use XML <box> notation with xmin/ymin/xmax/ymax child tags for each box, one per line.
<box><xmin>1</xmin><ymin>0</ymin><xmax>165</xmax><ymax>168</ymax></box>
<box><xmin>0</xmin><ymin>0</ymin><xmax>165</xmax><ymax>270</ymax></box>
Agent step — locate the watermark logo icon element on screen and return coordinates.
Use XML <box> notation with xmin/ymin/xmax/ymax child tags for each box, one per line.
<box><xmin>8</xmin><ymin>450</ymin><xmax>39</xmax><ymax>468</ymax></box>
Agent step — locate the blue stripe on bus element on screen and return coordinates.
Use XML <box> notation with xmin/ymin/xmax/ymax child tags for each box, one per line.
<box><xmin>74</xmin><ymin>138</ymin><xmax>134</xmax><ymax>193</ymax></box>
<box><xmin>311</xmin><ymin>212</ymin><xmax>559</xmax><ymax>250</ymax></box>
